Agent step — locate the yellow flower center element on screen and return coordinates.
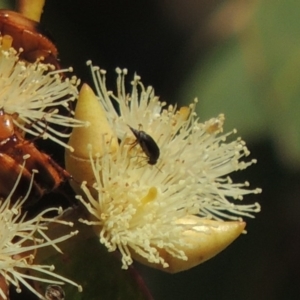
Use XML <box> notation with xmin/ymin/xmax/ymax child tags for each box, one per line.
<box><xmin>140</xmin><ymin>187</ymin><xmax>157</xmax><ymax>205</ymax></box>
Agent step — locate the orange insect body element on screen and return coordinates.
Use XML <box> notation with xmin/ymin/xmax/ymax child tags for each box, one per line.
<box><xmin>0</xmin><ymin>9</ymin><xmax>59</xmax><ymax>66</ymax></box>
<box><xmin>0</xmin><ymin>109</ymin><xmax>14</xmax><ymax>141</ymax></box>
<box><xmin>0</xmin><ymin>109</ymin><xmax>70</xmax><ymax>204</ymax></box>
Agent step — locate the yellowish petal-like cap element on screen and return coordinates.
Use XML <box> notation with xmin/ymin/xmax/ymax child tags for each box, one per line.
<box><xmin>16</xmin><ymin>0</ymin><xmax>45</xmax><ymax>22</ymax></box>
<box><xmin>65</xmin><ymin>83</ymin><xmax>118</xmax><ymax>193</ymax></box>
<box><xmin>131</xmin><ymin>215</ymin><xmax>246</xmax><ymax>273</ymax></box>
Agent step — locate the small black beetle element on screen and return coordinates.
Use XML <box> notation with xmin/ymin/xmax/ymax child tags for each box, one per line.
<box><xmin>129</xmin><ymin>126</ymin><xmax>160</xmax><ymax>165</ymax></box>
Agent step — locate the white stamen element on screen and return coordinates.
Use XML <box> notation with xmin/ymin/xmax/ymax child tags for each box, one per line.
<box><xmin>0</xmin><ymin>161</ymin><xmax>82</xmax><ymax>298</ymax></box>
<box><xmin>0</xmin><ymin>43</ymin><xmax>87</xmax><ymax>150</ymax></box>
<box><xmin>79</xmin><ymin>62</ymin><xmax>262</xmax><ymax>269</ymax></box>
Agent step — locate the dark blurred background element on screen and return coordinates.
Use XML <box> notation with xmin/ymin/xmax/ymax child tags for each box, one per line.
<box><xmin>4</xmin><ymin>0</ymin><xmax>300</xmax><ymax>299</ymax></box>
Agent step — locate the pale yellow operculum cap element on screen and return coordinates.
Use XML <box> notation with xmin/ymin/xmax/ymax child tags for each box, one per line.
<box><xmin>16</xmin><ymin>0</ymin><xmax>46</xmax><ymax>22</ymax></box>
<box><xmin>65</xmin><ymin>83</ymin><xmax>118</xmax><ymax>194</ymax></box>
<box><xmin>132</xmin><ymin>215</ymin><xmax>246</xmax><ymax>273</ymax></box>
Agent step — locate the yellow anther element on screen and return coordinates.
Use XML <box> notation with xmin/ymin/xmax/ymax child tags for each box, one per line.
<box><xmin>178</xmin><ymin>107</ymin><xmax>190</xmax><ymax>121</ymax></box>
<box><xmin>1</xmin><ymin>35</ymin><xmax>13</xmax><ymax>50</ymax></box>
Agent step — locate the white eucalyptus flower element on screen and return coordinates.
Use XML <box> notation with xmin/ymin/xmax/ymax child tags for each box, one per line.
<box><xmin>0</xmin><ymin>36</ymin><xmax>88</xmax><ymax>151</ymax></box>
<box><xmin>67</xmin><ymin>62</ymin><xmax>261</xmax><ymax>271</ymax></box>
<box><xmin>0</xmin><ymin>158</ymin><xmax>82</xmax><ymax>299</ymax></box>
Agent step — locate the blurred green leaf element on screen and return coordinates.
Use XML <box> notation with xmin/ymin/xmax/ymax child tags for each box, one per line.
<box><xmin>179</xmin><ymin>0</ymin><xmax>300</xmax><ymax>168</ymax></box>
<box><xmin>0</xmin><ymin>0</ymin><xmax>14</xmax><ymax>9</ymax></box>
<box><xmin>178</xmin><ymin>39</ymin><xmax>267</xmax><ymax>139</ymax></box>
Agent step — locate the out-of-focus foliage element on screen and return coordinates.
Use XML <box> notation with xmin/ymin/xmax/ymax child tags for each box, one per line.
<box><xmin>0</xmin><ymin>0</ymin><xmax>12</xmax><ymax>9</ymax></box>
<box><xmin>34</xmin><ymin>209</ymin><xmax>153</xmax><ymax>300</ymax></box>
<box><xmin>179</xmin><ymin>0</ymin><xmax>300</xmax><ymax>169</ymax></box>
